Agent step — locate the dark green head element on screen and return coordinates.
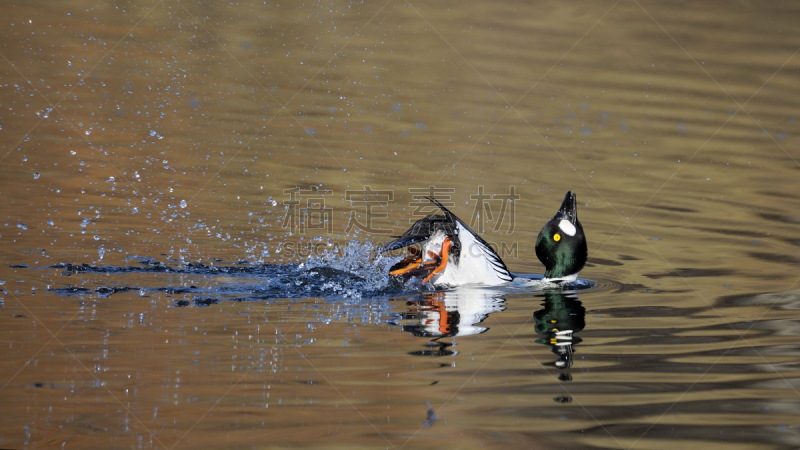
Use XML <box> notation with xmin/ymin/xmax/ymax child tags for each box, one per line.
<box><xmin>535</xmin><ymin>191</ymin><xmax>588</xmax><ymax>280</ymax></box>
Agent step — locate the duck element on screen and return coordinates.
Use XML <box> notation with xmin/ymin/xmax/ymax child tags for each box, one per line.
<box><xmin>380</xmin><ymin>191</ymin><xmax>587</xmax><ymax>287</ymax></box>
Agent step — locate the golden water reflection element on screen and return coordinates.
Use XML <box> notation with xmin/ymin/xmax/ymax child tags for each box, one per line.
<box><xmin>2</xmin><ymin>0</ymin><xmax>800</xmax><ymax>448</ymax></box>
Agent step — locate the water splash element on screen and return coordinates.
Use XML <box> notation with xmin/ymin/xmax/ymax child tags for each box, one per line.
<box><xmin>303</xmin><ymin>240</ymin><xmax>401</xmax><ymax>298</ymax></box>
<box><xmin>45</xmin><ymin>240</ymin><xmax>406</xmax><ymax>302</ymax></box>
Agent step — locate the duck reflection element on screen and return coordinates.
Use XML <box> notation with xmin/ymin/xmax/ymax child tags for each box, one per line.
<box><xmin>533</xmin><ymin>290</ymin><xmax>585</xmax><ymax>381</ymax></box>
<box><xmin>398</xmin><ymin>287</ymin><xmax>587</xmax><ymax>376</ymax></box>
<box><xmin>401</xmin><ymin>287</ymin><xmax>507</xmax><ymax>356</ymax></box>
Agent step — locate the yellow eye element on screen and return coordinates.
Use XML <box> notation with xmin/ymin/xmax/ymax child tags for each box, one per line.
<box><xmin>554</xmin><ymin>233</ymin><xmax>561</xmax><ymax>242</ymax></box>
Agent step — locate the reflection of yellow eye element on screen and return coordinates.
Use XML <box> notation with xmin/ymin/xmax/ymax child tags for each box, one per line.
<box><xmin>554</xmin><ymin>233</ymin><xmax>561</xmax><ymax>242</ymax></box>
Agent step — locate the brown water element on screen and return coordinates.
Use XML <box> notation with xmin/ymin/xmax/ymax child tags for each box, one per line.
<box><xmin>2</xmin><ymin>0</ymin><xmax>800</xmax><ymax>448</ymax></box>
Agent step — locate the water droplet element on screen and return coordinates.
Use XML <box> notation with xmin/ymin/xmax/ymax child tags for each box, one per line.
<box><xmin>180</xmin><ymin>200</ymin><xmax>187</xmax><ymax>208</ymax></box>
<box><xmin>33</xmin><ymin>172</ymin><xmax>40</xmax><ymax>179</ymax></box>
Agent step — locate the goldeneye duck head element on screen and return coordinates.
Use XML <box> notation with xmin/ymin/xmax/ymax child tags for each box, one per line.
<box><xmin>535</xmin><ymin>191</ymin><xmax>588</xmax><ymax>281</ymax></box>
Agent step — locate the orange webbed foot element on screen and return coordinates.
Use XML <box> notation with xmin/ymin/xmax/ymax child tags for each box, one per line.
<box><xmin>422</xmin><ymin>238</ymin><xmax>452</xmax><ymax>284</ymax></box>
<box><xmin>389</xmin><ymin>256</ymin><xmax>424</xmax><ymax>276</ymax></box>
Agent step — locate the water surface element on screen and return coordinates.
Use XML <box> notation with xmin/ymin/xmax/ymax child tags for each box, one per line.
<box><xmin>2</xmin><ymin>0</ymin><xmax>800</xmax><ymax>448</ymax></box>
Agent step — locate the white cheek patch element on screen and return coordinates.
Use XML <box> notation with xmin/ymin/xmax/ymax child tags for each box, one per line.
<box><xmin>558</xmin><ymin>219</ymin><xmax>577</xmax><ymax>237</ymax></box>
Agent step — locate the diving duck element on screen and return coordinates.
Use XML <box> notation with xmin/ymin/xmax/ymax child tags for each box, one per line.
<box><xmin>381</xmin><ymin>191</ymin><xmax>587</xmax><ymax>287</ymax></box>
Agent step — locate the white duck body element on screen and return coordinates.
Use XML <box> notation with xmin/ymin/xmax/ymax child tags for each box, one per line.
<box><xmin>424</xmin><ymin>222</ymin><xmax>511</xmax><ymax>287</ymax></box>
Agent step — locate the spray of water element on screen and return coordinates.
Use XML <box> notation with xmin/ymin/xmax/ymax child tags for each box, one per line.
<box><xmin>302</xmin><ymin>240</ymin><xmax>402</xmax><ymax>297</ymax></box>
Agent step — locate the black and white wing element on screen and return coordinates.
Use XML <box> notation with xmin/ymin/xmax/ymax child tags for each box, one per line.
<box><xmin>427</xmin><ymin>197</ymin><xmax>514</xmax><ymax>282</ymax></box>
<box><xmin>379</xmin><ymin>213</ymin><xmax>455</xmax><ymax>253</ymax></box>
